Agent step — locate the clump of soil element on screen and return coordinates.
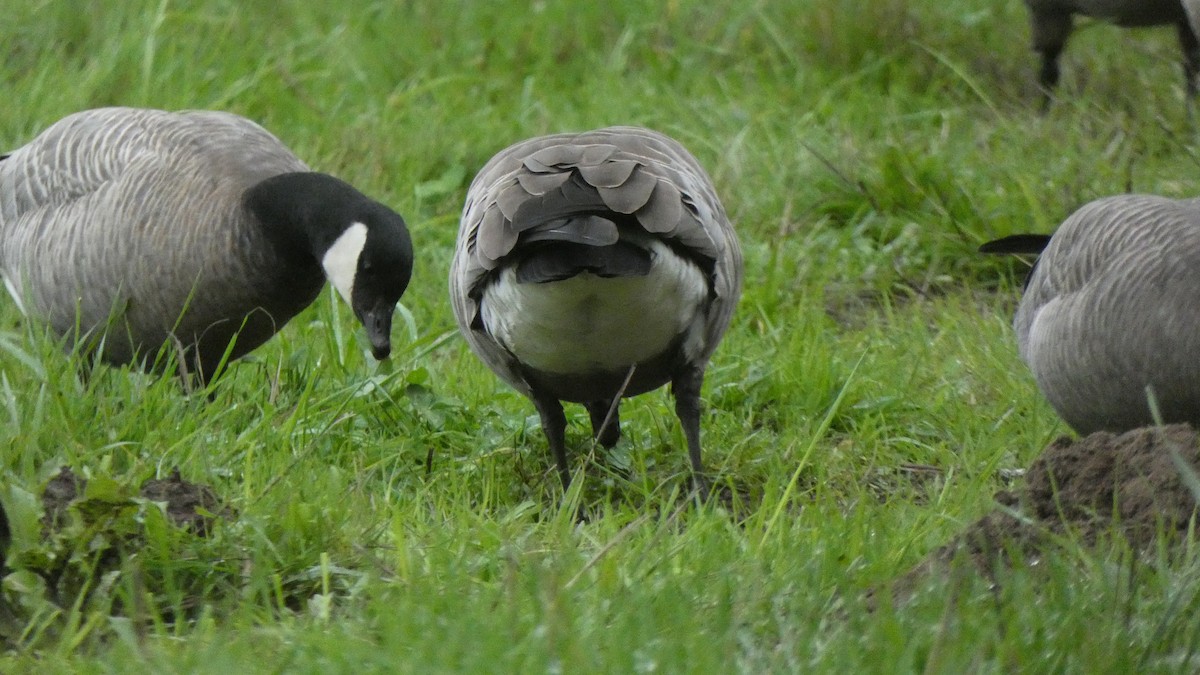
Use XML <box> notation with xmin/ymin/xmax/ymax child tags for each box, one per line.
<box><xmin>40</xmin><ymin>467</ymin><xmax>86</xmax><ymax>531</ymax></box>
<box><xmin>1020</xmin><ymin>425</ymin><xmax>1200</xmax><ymax>549</ymax></box>
<box><xmin>139</xmin><ymin>468</ymin><xmax>232</xmax><ymax>535</ymax></box>
<box><xmin>894</xmin><ymin>424</ymin><xmax>1200</xmax><ymax>596</ymax></box>
<box><xmin>2</xmin><ymin>468</ymin><xmax>235</xmax><ymax>648</ymax></box>
<box><xmin>39</xmin><ymin>466</ymin><xmax>232</xmax><ymax>536</ymax></box>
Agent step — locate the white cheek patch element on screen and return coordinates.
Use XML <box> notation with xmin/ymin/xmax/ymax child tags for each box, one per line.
<box><xmin>321</xmin><ymin>222</ymin><xmax>368</xmax><ymax>305</ymax></box>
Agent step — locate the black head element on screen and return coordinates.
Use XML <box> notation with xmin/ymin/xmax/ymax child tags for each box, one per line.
<box><xmin>346</xmin><ymin>202</ymin><xmax>414</xmax><ymax>360</ymax></box>
<box><xmin>246</xmin><ymin>172</ymin><xmax>414</xmax><ymax>360</ymax></box>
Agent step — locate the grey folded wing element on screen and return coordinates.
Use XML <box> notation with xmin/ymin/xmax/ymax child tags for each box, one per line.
<box><xmin>1015</xmin><ymin>194</ymin><xmax>1200</xmax><ymax>354</ymax></box>
<box><xmin>0</xmin><ymin>107</ymin><xmax>308</xmax><ymax>336</ymax></box>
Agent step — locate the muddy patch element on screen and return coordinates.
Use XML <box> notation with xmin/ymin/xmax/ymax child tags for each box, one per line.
<box><xmin>139</xmin><ymin>468</ymin><xmax>232</xmax><ymax>535</ymax></box>
<box><xmin>37</xmin><ymin>466</ymin><xmax>232</xmax><ymax>536</ymax></box>
<box><xmin>40</xmin><ymin>467</ymin><xmax>86</xmax><ymax>532</ymax></box>
<box><xmin>2</xmin><ymin>466</ymin><xmax>235</xmax><ymax>648</ymax></box>
<box><xmin>891</xmin><ymin>424</ymin><xmax>1200</xmax><ymax>598</ymax></box>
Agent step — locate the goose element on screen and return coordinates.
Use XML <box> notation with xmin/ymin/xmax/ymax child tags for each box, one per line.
<box><xmin>981</xmin><ymin>194</ymin><xmax>1200</xmax><ymax>433</ymax></box>
<box><xmin>1023</xmin><ymin>0</ymin><xmax>1200</xmax><ymax>104</ymax></box>
<box><xmin>450</xmin><ymin>126</ymin><xmax>742</xmax><ymax>490</ymax></box>
<box><xmin>0</xmin><ymin>107</ymin><xmax>413</xmax><ymax>383</ymax></box>
<box><xmin>1186</xmin><ymin>0</ymin><xmax>1200</xmax><ymax>53</ymax></box>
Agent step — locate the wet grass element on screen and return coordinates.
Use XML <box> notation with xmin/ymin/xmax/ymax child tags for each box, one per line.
<box><xmin>3</xmin><ymin>0</ymin><xmax>1200</xmax><ymax>671</ymax></box>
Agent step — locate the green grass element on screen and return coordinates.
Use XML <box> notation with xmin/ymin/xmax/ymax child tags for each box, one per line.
<box><xmin>4</xmin><ymin>0</ymin><xmax>1200</xmax><ymax>671</ymax></box>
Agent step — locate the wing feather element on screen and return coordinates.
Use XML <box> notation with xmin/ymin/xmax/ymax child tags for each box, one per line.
<box><xmin>450</xmin><ymin>125</ymin><xmax>743</xmax><ymax>395</ymax></box>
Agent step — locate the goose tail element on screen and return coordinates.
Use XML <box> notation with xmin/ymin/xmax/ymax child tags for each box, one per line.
<box><xmin>978</xmin><ymin>233</ymin><xmax>1052</xmax><ymax>255</ymax></box>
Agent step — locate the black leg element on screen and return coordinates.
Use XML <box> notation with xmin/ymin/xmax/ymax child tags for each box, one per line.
<box><xmin>585</xmin><ymin>398</ymin><xmax>622</xmax><ymax>448</ymax></box>
<box><xmin>1177</xmin><ymin>21</ymin><xmax>1200</xmax><ymax>97</ymax></box>
<box><xmin>672</xmin><ymin>364</ymin><xmax>708</xmax><ymax>496</ymax></box>
<box><xmin>1037</xmin><ymin>46</ymin><xmax>1063</xmax><ymax>111</ymax></box>
<box><xmin>531</xmin><ymin>391</ymin><xmax>571</xmax><ymax>489</ymax></box>
<box><xmin>1028</xmin><ymin>9</ymin><xmax>1070</xmax><ymax>109</ymax></box>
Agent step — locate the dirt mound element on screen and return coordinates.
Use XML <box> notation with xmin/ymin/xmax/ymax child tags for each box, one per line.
<box><xmin>2</xmin><ymin>468</ymin><xmax>235</xmax><ymax>649</ymax></box>
<box><xmin>40</xmin><ymin>467</ymin><xmax>86</xmax><ymax>531</ymax></box>
<box><xmin>889</xmin><ymin>425</ymin><xmax>1200</xmax><ymax>599</ymax></box>
<box><xmin>1020</xmin><ymin>425</ymin><xmax>1200</xmax><ymax>548</ymax></box>
<box><xmin>139</xmin><ymin>468</ymin><xmax>232</xmax><ymax>535</ymax></box>
<box><xmin>39</xmin><ymin>466</ymin><xmax>231</xmax><ymax>536</ymax></box>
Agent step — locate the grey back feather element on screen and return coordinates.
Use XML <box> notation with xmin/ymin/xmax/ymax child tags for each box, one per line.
<box><xmin>450</xmin><ymin>126</ymin><xmax>742</xmax><ymax>395</ymax></box>
<box><xmin>1016</xmin><ymin>194</ymin><xmax>1200</xmax><ymax>433</ymax></box>
<box><xmin>0</xmin><ymin>107</ymin><xmax>309</xmax><ymax>364</ymax></box>
<box><xmin>1186</xmin><ymin>0</ymin><xmax>1200</xmax><ymax>38</ymax></box>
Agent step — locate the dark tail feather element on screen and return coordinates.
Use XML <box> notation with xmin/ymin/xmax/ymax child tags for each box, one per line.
<box><xmin>516</xmin><ymin>241</ymin><xmax>652</xmax><ymax>283</ymax></box>
<box><xmin>978</xmin><ymin>234</ymin><xmax>1051</xmax><ymax>255</ymax></box>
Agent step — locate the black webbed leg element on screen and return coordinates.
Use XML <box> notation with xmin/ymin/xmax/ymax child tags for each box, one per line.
<box><xmin>672</xmin><ymin>363</ymin><xmax>709</xmax><ymax>499</ymax></box>
<box><xmin>1037</xmin><ymin>45</ymin><xmax>1063</xmax><ymax>112</ymax></box>
<box><xmin>1176</xmin><ymin>20</ymin><xmax>1200</xmax><ymax>98</ymax></box>
<box><xmin>530</xmin><ymin>390</ymin><xmax>571</xmax><ymax>489</ymax></box>
<box><xmin>1028</xmin><ymin>9</ymin><xmax>1070</xmax><ymax>111</ymax></box>
<box><xmin>585</xmin><ymin>398</ymin><xmax>622</xmax><ymax>448</ymax></box>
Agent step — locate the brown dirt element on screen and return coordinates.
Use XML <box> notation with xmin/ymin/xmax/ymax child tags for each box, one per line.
<box><xmin>40</xmin><ymin>466</ymin><xmax>85</xmax><ymax>532</ymax></box>
<box><xmin>139</xmin><ymin>468</ymin><xmax>232</xmax><ymax>535</ymax></box>
<box><xmin>40</xmin><ymin>466</ymin><xmax>231</xmax><ymax>536</ymax></box>
<box><xmin>0</xmin><ymin>468</ymin><xmax>234</xmax><ymax>644</ymax></box>
<box><xmin>884</xmin><ymin>424</ymin><xmax>1200</xmax><ymax>602</ymax></box>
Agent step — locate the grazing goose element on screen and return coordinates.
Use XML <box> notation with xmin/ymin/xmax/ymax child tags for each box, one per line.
<box><xmin>1023</xmin><ymin>0</ymin><xmax>1200</xmax><ymax>104</ymax></box>
<box><xmin>450</xmin><ymin>126</ymin><xmax>742</xmax><ymax>490</ymax></box>
<box><xmin>1186</xmin><ymin>0</ymin><xmax>1200</xmax><ymax>53</ymax></box>
<box><xmin>0</xmin><ymin>107</ymin><xmax>413</xmax><ymax>382</ymax></box>
<box><xmin>981</xmin><ymin>194</ymin><xmax>1200</xmax><ymax>433</ymax></box>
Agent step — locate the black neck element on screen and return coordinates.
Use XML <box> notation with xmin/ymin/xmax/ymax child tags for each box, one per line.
<box><xmin>243</xmin><ymin>172</ymin><xmax>372</xmax><ymax>261</ymax></box>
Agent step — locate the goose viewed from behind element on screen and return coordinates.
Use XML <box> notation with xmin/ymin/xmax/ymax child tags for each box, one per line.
<box><xmin>0</xmin><ymin>107</ymin><xmax>414</xmax><ymax>383</ymax></box>
<box><xmin>981</xmin><ymin>194</ymin><xmax>1200</xmax><ymax>433</ymax></box>
<box><xmin>450</xmin><ymin>126</ymin><xmax>742</xmax><ymax>490</ymax></box>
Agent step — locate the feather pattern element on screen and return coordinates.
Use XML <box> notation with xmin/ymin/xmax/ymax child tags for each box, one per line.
<box><xmin>450</xmin><ymin>126</ymin><xmax>742</xmax><ymax>489</ymax></box>
<box><xmin>451</xmin><ymin>126</ymin><xmax>740</xmax><ymax>398</ymax></box>
<box><xmin>0</xmin><ymin>107</ymin><xmax>413</xmax><ymax>378</ymax></box>
<box><xmin>1010</xmin><ymin>194</ymin><xmax>1200</xmax><ymax>433</ymax></box>
<box><xmin>1</xmin><ymin>108</ymin><xmax>311</xmax><ymax>369</ymax></box>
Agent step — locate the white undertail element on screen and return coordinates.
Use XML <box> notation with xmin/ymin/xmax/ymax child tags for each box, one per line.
<box><xmin>481</xmin><ymin>241</ymin><xmax>708</xmax><ymax>374</ymax></box>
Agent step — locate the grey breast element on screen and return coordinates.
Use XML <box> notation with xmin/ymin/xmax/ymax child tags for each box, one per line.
<box><xmin>449</xmin><ymin>126</ymin><xmax>743</xmax><ymax>395</ymax></box>
<box><xmin>1017</xmin><ymin>194</ymin><xmax>1200</xmax><ymax>433</ymax></box>
<box><xmin>0</xmin><ymin>107</ymin><xmax>309</xmax><ymax>364</ymax></box>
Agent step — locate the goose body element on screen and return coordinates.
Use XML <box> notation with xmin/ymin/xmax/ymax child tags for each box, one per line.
<box><xmin>450</xmin><ymin>126</ymin><xmax>742</xmax><ymax>488</ymax></box>
<box><xmin>1023</xmin><ymin>0</ymin><xmax>1199</xmax><ymax>101</ymax></box>
<box><xmin>1185</xmin><ymin>0</ymin><xmax>1200</xmax><ymax>48</ymax></box>
<box><xmin>984</xmin><ymin>194</ymin><xmax>1200</xmax><ymax>433</ymax></box>
<box><xmin>0</xmin><ymin>107</ymin><xmax>413</xmax><ymax>381</ymax></box>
